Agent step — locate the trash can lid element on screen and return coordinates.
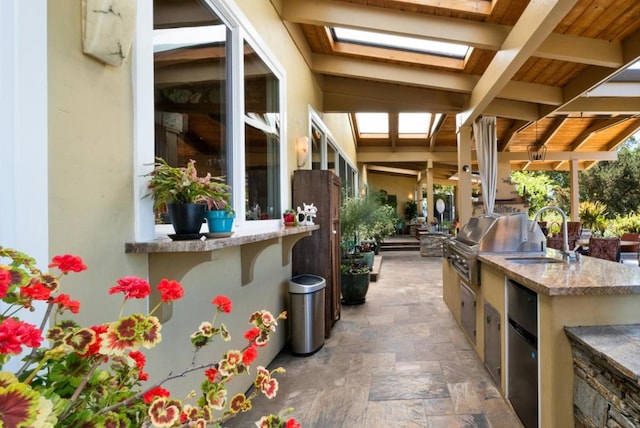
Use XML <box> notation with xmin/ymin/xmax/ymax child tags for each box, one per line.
<box><xmin>289</xmin><ymin>274</ymin><xmax>326</xmax><ymax>293</ymax></box>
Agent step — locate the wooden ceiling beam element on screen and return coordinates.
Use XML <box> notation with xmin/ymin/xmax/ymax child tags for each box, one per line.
<box><xmin>499</xmin><ymin>119</ymin><xmax>529</xmax><ymax>151</ymax></box>
<box><xmin>280</xmin><ymin>0</ymin><xmax>508</xmax><ymax>50</ymax></box>
<box><xmin>357</xmin><ymin>148</ymin><xmax>617</xmax><ymax>163</ymax></box>
<box><xmin>541</xmin><ymin>28</ymin><xmax>640</xmax><ymax>117</ymax></box>
<box><xmin>320</xmin><ymin>76</ymin><xmax>467</xmax><ymax>113</ymax></box>
<box><xmin>569</xmin><ymin>117</ymin><xmax>632</xmax><ymax>151</ymax></box>
<box><xmin>558</xmin><ymin>97</ymin><xmax>640</xmax><ymax>115</ymax></box>
<box><xmin>384</xmin><ymin>0</ymin><xmax>493</xmax><ymax>15</ymax></box>
<box><xmin>458</xmin><ymin>0</ymin><xmax>579</xmax><ymax>127</ymax></box>
<box><xmin>314</xmin><ymin>55</ymin><xmax>563</xmax><ymax>107</ymax></box>
<box><xmin>538</xmin><ymin>34</ymin><xmax>622</xmax><ymax>68</ymax></box>
<box><xmin>279</xmin><ymin>0</ymin><xmax>621</xmax><ymax>67</ymax></box>
<box><xmin>389</xmin><ymin>113</ymin><xmax>398</xmax><ymax>152</ymax></box>
<box><xmin>366</xmin><ymin>165</ymin><xmax>419</xmax><ymax>176</ymax></box>
<box><xmin>312</xmin><ymin>53</ymin><xmax>475</xmax><ymax>93</ymax></box>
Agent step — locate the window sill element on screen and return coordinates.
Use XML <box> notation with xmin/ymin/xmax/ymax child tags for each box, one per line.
<box><xmin>125</xmin><ymin>224</ymin><xmax>319</xmax><ymax>285</ymax></box>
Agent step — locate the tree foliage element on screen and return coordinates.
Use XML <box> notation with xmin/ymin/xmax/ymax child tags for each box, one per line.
<box><xmin>579</xmin><ymin>143</ymin><xmax>640</xmax><ymax>217</ymax></box>
<box><xmin>511</xmin><ymin>137</ymin><xmax>640</xmax><ymax>222</ymax></box>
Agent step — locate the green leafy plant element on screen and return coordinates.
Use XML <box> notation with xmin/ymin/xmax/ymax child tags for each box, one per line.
<box><xmin>339</xmin><ymin>257</ymin><xmax>370</xmax><ymax>274</ymax></box>
<box><xmin>145</xmin><ymin>157</ymin><xmax>232</xmax><ymax>212</ymax></box>
<box><xmin>0</xmin><ymin>247</ymin><xmax>298</xmax><ymax>428</ymax></box>
<box><xmin>340</xmin><ymin>192</ymin><xmax>396</xmax><ymax>253</ymax></box>
<box><xmin>579</xmin><ymin>201</ymin><xmax>608</xmax><ymax>233</ymax></box>
<box><xmin>403</xmin><ymin>200</ymin><xmax>418</xmax><ymax>223</ymax></box>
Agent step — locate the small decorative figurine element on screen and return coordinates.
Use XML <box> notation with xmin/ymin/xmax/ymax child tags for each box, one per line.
<box><xmin>296</xmin><ymin>202</ymin><xmax>317</xmax><ymax>226</ymax></box>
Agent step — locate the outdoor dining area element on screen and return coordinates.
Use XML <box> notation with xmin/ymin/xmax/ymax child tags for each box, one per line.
<box><xmin>543</xmin><ymin>221</ymin><xmax>639</xmax><ymax>264</ymax></box>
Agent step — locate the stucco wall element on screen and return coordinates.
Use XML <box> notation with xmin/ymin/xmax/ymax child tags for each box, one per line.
<box><xmin>46</xmin><ymin>0</ymin><xmax>347</xmax><ymax>402</ymax></box>
<box><xmin>48</xmin><ymin>1</ymin><xmax>147</xmax><ymax>321</ymax></box>
<box><xmin>367</xmin><ymin>171</ymin><xmax>419</xmax><ymax>219</ymax></box>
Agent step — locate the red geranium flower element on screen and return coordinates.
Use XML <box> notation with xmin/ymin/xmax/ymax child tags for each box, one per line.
<box><xmin>212</xmin><ymin>295</ymin><xmax>232</xmax><ymax>313</ymax></box>
<box><xmin>204</xmin><ymin>368</ymin><xmax>218</xmax><ymax>382</ymax></box>
<box><xmin>0</xmin><ymin>318</ymin><xmax>42</xmax><ymax>355</ymax></box>
<box><xmin>0</xmin><ymin>267</ymin><xmax>11</xmax><ymax>298</ymax></box>
<box><xmin>143</xmin><ymin>386</ymin><xmax>171</xmax><ymax>404</ymax></box>
<box><xmin>48</xmin><ymin>254</ymin><xmax>87</xmax><ymax>274</ymax></box>
<box><xmin>286</xmin><ymin>418</ymin><xmax>301</xmax><ymax>428</ymax></box>
<box><xmin>156</xmin><ymin>279</ymin><xmax>184</xmax><ymax>303</ymax></box>
<box><xmin>20</xmin><ymin>282</ymin><xmax>52</xmax><ymax>301</ymax></box>
<box><xmin>51</xmin><ymin>293</ymin><xmax>81</xmax><ymax>314</ymax></box>
<box><xmin>242</xmin><ymin>344</ymin><xmax>258</xmax><ymax>366</ymax></box>
<box><xmin>109</xmin><ymin>276</ymin><xmax>151</xmax><ymax>299</ymax></box>
<box><xmin>129</xmin><ymin>350</ymin><xmax>146</xmax><ymax>369</ymax></box>
<box><xmin>243</xmin><ymin>327</ymin><xmax>260</xmax><ymax>342</ymax></box>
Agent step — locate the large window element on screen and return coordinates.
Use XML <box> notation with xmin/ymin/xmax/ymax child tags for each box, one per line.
<box><xmin>244</xmin><ymin>42</ymin><xmax>280</xmax><ymax>220</ymax></box>
<box><xmin>150</xmin><ymin>0</ymin><xmax>284</xmax><ymax>227</ymax></box>
<box><xmin>309</xmin><ymin>110</ymin><xmax>357</xmax><ymax>199</ymax></box>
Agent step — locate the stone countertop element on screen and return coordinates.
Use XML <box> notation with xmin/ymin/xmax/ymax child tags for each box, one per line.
<box><xmin>125</xmin><ymin>225</ymin><xmax>319</xmax><ymax>253</ymax></box>
<box><xmin>565</xmin><ymin>324</ymin><xmax>640</xmax><ymax>383</ymax></box>
<box><xmin>478</xmin><ymin>249</ymin><xmax>640</xmax><ymax>296</ymax></box>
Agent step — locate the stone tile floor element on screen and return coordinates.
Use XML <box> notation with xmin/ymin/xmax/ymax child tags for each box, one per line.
<box><xmin>228</xmin><ymin>251</ymin><xmax>523</xmax><ymax>428</ymax></box>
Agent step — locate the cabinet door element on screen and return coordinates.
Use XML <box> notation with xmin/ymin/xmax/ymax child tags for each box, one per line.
<box><xmin>484</xmin><ymin>301</ymin><xmax>501</xmax><ymax>385</ymax></box>
<box><xmin>460</xmin><ymin>282</ymin><xmax>476</xmax><ymax>344</ymax></box>
<box><xmin>292</xmin><ymin>170</ymin><xmax>341</xmax><ymax>338</ymax></box>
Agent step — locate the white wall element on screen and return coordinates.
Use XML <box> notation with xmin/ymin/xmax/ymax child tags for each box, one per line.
<box><xmin>0</xmin><ymin>0</ymin><xmax>49</xmax><ymax>262</ymax></box>
<box><xmin>0</xmin><ymin>0</ymin><xmax>49</xmax><ymax>372</ymax></box>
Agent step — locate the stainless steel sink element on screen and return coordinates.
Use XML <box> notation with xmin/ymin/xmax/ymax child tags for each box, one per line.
<box><xmin>505</xmin><ymin>257</ymin><xmax>563</xmax><ymax>264</ymax></box>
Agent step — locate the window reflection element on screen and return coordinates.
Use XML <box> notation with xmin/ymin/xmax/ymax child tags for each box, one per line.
<box><xmin>244</xmin><ymin>42</ymin><xmax>281</xmax><ymax>220</ymax></box>
<box><xmin>153</xmin><ymin>0</ymin><xmax>229</xmax><ymax>222</ymax></box>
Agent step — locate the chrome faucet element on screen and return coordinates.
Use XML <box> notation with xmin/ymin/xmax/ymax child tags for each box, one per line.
<box><xmin>531</xmin><ymin>206</ymin><xmax>577</xmax><ymax>262</ymax></box>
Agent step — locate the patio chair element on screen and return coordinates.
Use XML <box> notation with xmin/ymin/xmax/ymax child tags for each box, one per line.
<box><xmin>588</xmin><ymin>237</ymin><xmax>621</xmax><ymax>262</ymax></box>
<box><xmin>620</xmin><ymin>232</ymin><xmax>640</xmax><ymax>252</ymax></box>
<box><xmin>619</xmin><ymin>232</ymin><xmax>640</xmax><ymax>264</ymax></box>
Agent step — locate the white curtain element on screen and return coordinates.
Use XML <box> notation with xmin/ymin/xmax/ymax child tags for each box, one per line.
<box><xmin>473</xmin><ymin>116</ymin><xmax>497</xmax><ymax>215</ymax></box>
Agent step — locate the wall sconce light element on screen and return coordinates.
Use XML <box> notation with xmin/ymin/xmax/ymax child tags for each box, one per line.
<box><xmin>408</xmin><ymin>193</ymin><xmax>413</xmax><ymax>200</ymax></box>
<box><xmin>462</xmin><ymin>165</ymin><xmax>471</xmax><ymax>172</ymax></box>
<box><xmin>296</xmin><ymin>136</ymin><xmax>309</xmax><ymax>167</ymax></box>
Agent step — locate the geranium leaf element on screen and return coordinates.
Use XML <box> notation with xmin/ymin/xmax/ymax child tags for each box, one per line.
<box><xmin>0</xmin><ymin>381</ymin><xmax>40</xmax><ymax>428</ymax></box>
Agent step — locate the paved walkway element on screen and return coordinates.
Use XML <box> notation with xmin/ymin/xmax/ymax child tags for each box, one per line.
<box><xmin>228</xmin><ymin>252</ymin><xmax>522</xmax><ymax>428</ymax></box>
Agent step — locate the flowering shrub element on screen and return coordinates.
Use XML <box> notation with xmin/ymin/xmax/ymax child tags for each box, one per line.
<box><xmin>0</xmin><ymin>246</ymin><xmax>299</xmax><ymax>428</ymax></box>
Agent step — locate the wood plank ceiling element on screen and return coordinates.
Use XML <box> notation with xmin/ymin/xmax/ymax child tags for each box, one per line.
<box><xmin>273</xmin><ymin>0</ymin><xmax>640</xmax><ymax>183</ymax></box>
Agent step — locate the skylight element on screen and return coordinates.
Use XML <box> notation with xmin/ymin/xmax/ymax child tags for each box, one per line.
<box><xmin>356</xmin><ymin>112</ymin><xmax>444</xmax><ymax>139</ymax></box>
<box><xmin>332</xmin><ymin>27</ymin><xmax>469</xmax><ymax>59</ymax></box>
<box><xmin>398</xmin><ymin>113</ymin><xmax>443</xmax><ymax>138</ymax></box>
<box><xmin>355</xmin><ymin>113</ymin><xmax>388</xmax><ymax>136</ymax></box>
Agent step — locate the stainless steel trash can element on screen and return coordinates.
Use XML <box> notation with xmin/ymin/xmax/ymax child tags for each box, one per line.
<box><xmin>289</xmin><ymin>274</ymin><xmax>325</xmax><ymax>355</ymax></box>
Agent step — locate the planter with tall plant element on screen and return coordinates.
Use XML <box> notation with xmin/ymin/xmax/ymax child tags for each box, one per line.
<box><xmin>339</xmin><ymin>191</ymin><xmax>397</xmax><ymax>304</ymax></box>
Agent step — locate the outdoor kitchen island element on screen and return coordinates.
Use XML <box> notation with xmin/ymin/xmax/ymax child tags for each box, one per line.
<box><xmin>442</xmin><ymin>248</ymin><xmax>640</xmax><ymax>428</ymax></box>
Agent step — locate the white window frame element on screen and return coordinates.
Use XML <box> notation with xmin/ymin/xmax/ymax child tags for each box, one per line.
<box><xmin>308</xmin><ymin>107</ymin><xmax>358</xmax><ymax>196</ymax></box>
<box><xmin>133</xmin><ymin>0</ymin><xmax>287</xmax><ymax>240</ymax></box>
<box><xmin>0</xmin><ymin>0</ymin><xmax>49</xmax><ymax>372</ymax></box>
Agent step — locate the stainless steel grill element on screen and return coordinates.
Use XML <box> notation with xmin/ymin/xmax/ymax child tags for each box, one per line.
<box><xmin>444</xmin><ymin>213</ymin><xmax>546</xmax><ymax>286</ymax></box>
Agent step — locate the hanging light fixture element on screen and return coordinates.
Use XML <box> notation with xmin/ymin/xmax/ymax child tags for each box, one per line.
<box><xmin>527</xmin><ymin>121</ymin><xmax>547</xmax><ymax>162</ymax></box>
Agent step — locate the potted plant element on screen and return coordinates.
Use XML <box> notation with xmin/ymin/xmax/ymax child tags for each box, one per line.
<box><xmin>283</xmin><ymin>209</ymin><xmax>296</xmax><ymax>227</ymax></box>
<box><xmin>340</xmin><ymin>257</ymin><xmax>370</xmax><ymax>305</ymax></box>
<box><xmin>145</xmin><ymin>157</ymin><xmax>231</xmax><ymax>236</ymax></box>
<box><xmin>202</xmin><ymin>179</ymin><xmax>234</xmax><ymax>234</ymax></box>
<box><xmin>357</xmin><ymin>240</ymin><xmax>375</xmax><ymax>269</ymax></box>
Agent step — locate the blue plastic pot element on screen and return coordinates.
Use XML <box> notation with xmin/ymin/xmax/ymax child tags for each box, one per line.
<box><xmin>205</xmin><ymin>210</ymin><xmax>235</xmax><ymax>233</ymax></box>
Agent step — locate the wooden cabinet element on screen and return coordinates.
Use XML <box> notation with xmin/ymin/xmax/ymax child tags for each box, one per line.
<box><xmin>292</xmin><ymin>170</ymin><xmax>341</xmax><ymax>337</ymax></box>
